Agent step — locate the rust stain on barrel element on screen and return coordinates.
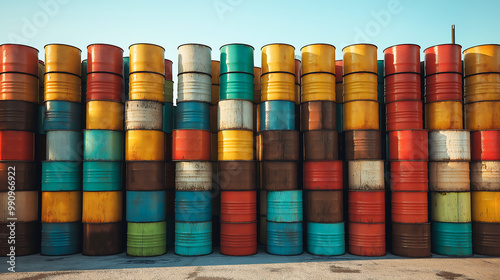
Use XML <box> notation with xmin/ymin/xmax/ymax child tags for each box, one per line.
<box><xmin>303</xmin><ymin>130</ymin><xmax>339</xmax><ymax>161</ymax></box>
<box><xmin>300</xmin><ymin>101</ymin><xmax>336</xmax><ymax>131</ymax></box>
<box><xmin>82</xmin><ymin>222</ymin><xmax>123</xmax><ymax>256</ymax></box>
<box><xmin>218</xmin><ymin>161</ymin><xmax>256</xmax><ymax>191</ymax></box>
<box><xmin>126</xmin><ymin>161</ymin><xmax>166</xmax><ymax>191</ymax></box>
<box><xmin>260</xmin><ymin>130</ymin><xmax>299</xmax><ymax>161</ymax></box>
<box><xmin>262</xmin><ymin>161</ymin><xmax>298</xmax><ymax>190</ymax></box>
<box><xmin>304</xmin><ymin>190</ymin><xmax>343</xmax><ymax>223</ymax></box>
<box><xmin>344</xmin><ymin>130</ymin><xmax>382</xmax><ymax>160</ymax></box>
<box><xmin>392</xmin><ymin>222</ymin><xmax>431</xmax><ymax>258</ymax></box>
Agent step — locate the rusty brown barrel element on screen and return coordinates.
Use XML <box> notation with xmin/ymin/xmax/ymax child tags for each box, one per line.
<box><xmin>392</xmin><ymin>222</ymin><xmax>431</xmax><ymax>257</ymax></box>
<box><xmin>304</xmin><ymin>190</ymin><xmax>343</xmax><ymax>223</ymax></box>
<box><xmin>126</xmin><ymin>161</ymin><xmax>166</xmax><ymax>191</ymax></box>
<box><xmin>344</xmin><ymin>130</ymin><xmax>381</xmax><ymax>160</ymax></box>
<box><xmin>218</xmin><ymin>161</ymin><xmax>256</xmax><ymax>191</ymax></box>
<box><xmin>300</xmin><ymin>101</ymin><xmax>336</xmax><ymax>131</ymax></box>
<box><xmin>259</xmin><ymin>130</ymin><xmax>299</xmax><ymax>161</ymax></box>
<box><xmin>303</xmin><ymin>130</ymin><xmax>338</xmax><ymax>161</ymax></box>
<box><xmin>261</xmin><ymin>161</ymin><xmax>298</xmax><ymax>190</ymax></box>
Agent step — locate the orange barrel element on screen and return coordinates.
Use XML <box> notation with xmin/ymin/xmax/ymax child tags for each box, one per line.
<box><xmin>44</xmin><ymin>44</ymin><xmax>82</xmax><ymax>76</ymax></box>
<box><xmin>0</xmin><ymin>130</ymin><xmax>34</xmax><ymax>160</ymax></box>
<box><xmin>384</xmin><ymin>44</ymin><xmax>421</xmax><ymax>75</ymax></box>
<box><xmin>0</xmin><ymin>191</ymin><xmax>38</xmax><ymax>222</ymax></box>
<box><xmin>220</xmin><ymin>221</ymin><xmax>257</xmax><ymax>256</ymax></box>
<box><xmin>261</xmin><ymin>44</ymin><xmax>295</xmax><ymax>74</ymax></box>
<box><xmin>41</xmin><ymin>191</ymin><xmax>82</xmax><ymax>222</ymax></box>
<box><xmin>471</xmin><ymin>161</ymin><xmax>500</xmax><ymax>191</ymax></box>
<box><xmin>87</xmin><ymin>44</ymin><xmax>123</xmax><ymax>76</ymax></box>
<box><xmin>300</xmin><ymin>101</ymin><xmax>336</xmax><ymax>131</ymax></box>
<box><xmin>424</xmin><ymin>44</ymin><xmax>463</xmax><ymax>103</ymax></box>
<box><xmin>348</xmin><ymin>222</ymin><xmax>386</xmax><ymax>256</ymax></box>
<box><xmin>464</xmin><ymin>75</ymin><xmax>500</xmax><ymax>103</ymax></box>
<box><xmin>0</xmin><ymin>44</ymin><xmax>39</xmax><ymax>76</ymax></box>
<box><xmin>0</xmin><ymin>72</ymin><xmax>38</xmax><ymax>103</ymax></box>
<box><xmin>391</xmin><ymin>191</ymin><xmax>428</xmax><ymax>223</ymax></box>
<box><xmin>211</xmin><ymin>60</ymin><xmax>220</xmax><ymax>85</ymax></box>
<box><xmin>177</xmin><ymin>44</ymin><xmax>211</xmax><ymax>75</ymax></box>
<box><xmin>220</xmin><ymin>191</ymin><xmax>257</xmax><ymax>223</ymax></box>
<box><xmin>384</xmin><ymin>74</ymin><xmax>421</xmax><ymax>103</ymax></box>
<box><xmin>129</xmin><ymin>43</ymin><xmax>165</xmax><ymax>75</ymax></box>
<box><xmin>300</xmin><ymin>44</ymin><xmax>335</xmax><ymax>75</ymax></box>
<box><xmin>82</xmin><ymin>191</ymin><xmax>123</xmax><ymax>223</ymax></box>
<box><xmin>254</xmin><ymin>67</ymin><xmax>261</xmax><ymax>104</ymax></box>
<box><xmin>348</xmin><ymin>160</ymin><xmax>385</xmax><ymax>191</ymax></box>
<box><xmin>342</xmin><ymin>44</ymin><xmax>377</xmax><ymax>75</ymax></box>
<box><xmin>465</xmin><ymin>101</ymin><xmax>500</xmax><ymax>130</ymax></box>
<box><xmin>303</xmin><ymin>161</ymin><xmax>343</xmax><ymax>190</ymax></box>
<box><xmin>301</xmin><ymin>73</ymin><xmax>336</xmax><ymax>102</ymax></box>
<box><xmin>388</xmin><ymin>130</ymin><xmax>428</xmax><ymax>160</ymax></box>
<box><xmin>172</xmin><ymin>129</ymin><xmax>210</xmax><ymax>161</ymax></box>
<box><xmin>44</xmin><ymin>72</ymin><xmax>81</xmax><ymax>102</ymax></box>
<box><xmin>463</xmin><ymin>44</ymin><xmax>500</xmax><ymax>77</ymax></box>
<box><xmin>343</xmin><ymin>73</ymin><xmax>378</xmax><ymax>102</ymax></box>
<box><xmin>343</xmin><ymin>100</ymin><xmax>379</xmax><ymax>131</ymax></box>
<box><xmin>390</xmin><ymin>161</ymin><xmax>428</xmax><ymax>191</ymax></box>
<box><xmin>86</xmin><ymin>101</ymin><xmax>124</xmax><ymax>130</ymax></box>
<box><xmin>303</xmin><ymin>130</ymin><xmax>338</xmax><ymax>161</ymax></box>
<box><xmin>348</xmin><ymin>191</ymin><xmax>385</xmax><ymax>223</ymax></box>
<box><xmin>471</xmin><ymin>130</ymin><xmax>500</xmax><ymax>160</ymax></box>
<box><xmin>261</xmin><ymin>72</ymin><xmax>295</xmax><ymax>102</ymax></box>
<box><xmin>471</xmin><ymin>191</ymin><xmax>500</xmax><ymax>223</ymax></box>
<box><xmin>125</xmin><ymin>130</ymin><xmax>165</xmax><ymax>161</ymax></box>
<box><xmin>429</xmin><ymin>130</ymin><xmax>471</xmax><ymax>161</ymax></box>
<box><xmin>425</xmin><ymin>73</ymin><xmax>463</xmax><ymax>103</ymax></box>
<box><xmin>344</xmin><ymin>130</ymin><xmax>381</xmax><ymax>160</ymax></box>
<box><xmin>386</xmin><ymin>100</ymin><xmax>423</xmax><ymax>131</ymax></box>
<box><xmin>429</xmin><ymin>161</ymin><xmax>470</xmax><ymax>192</ymax></box>
<box><xmin>218</xmin><ymin>130</ymin><xmax>253</xmax><ymax>161</ymax></box>
<box><xmin>425</xmin><ymin>101</ymin><xmax>463</xmax><ymax>130</ymax></box>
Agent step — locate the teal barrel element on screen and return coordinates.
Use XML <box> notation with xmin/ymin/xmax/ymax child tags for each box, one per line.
<box><xmin>126</xmin><ymin>191</ymin><xmax>166</xmax><ymax>222</ymax></box>
<box><xmin>123</xmin><ymin>57</ymin><xmax>130</xmax><ymax>101</ymax></box>
<box><xmin>267</xmin><ymin>221</ymin><xmax>303</xmax><ymax>255</ymax></box>
<box><xmin>336</xmin><ymin>103</ymin><xmax>342</xmax><ymax>133</ymax></box>
<box><xmin>267</xmin><ymin>190</ymin><xmax>303</xmax><ymax>222</ymax></box>
<box><xmin>220</xmin><ymin>73</ymin><xmax>254</xmax><ymax>101</ymax></box>
<box><xmin>175</xmin><ymin>101</ymin><xmax>210</xmax><ymax>130</ymax></box>
<box><xmin>220</xmin><ymin>43</ymin><xmax>254</xmax><ymax>74</ymax></box>
<box><xmin>166</xmin><ymin>215</ymin><xmax>175</xmax><ymax>247</ymax></box>
<box><xmin>83</xmin><ymin>130</ymin><xmax>123</xmax><ymax>161</ymax></box>
<box><xmin>46</xmin><ymin>131</ymin><xmax>82</xmax><ymax>161</ymax></box>
<box><xmin>260</xmin><ymin>100</ymin><xmax>295</xmax><ymax>131</ymax></box>
<box><xmin>83</xmin><ymin>161</ymin><xmax>122</xmax><ymax>191</ymax></box>
<box><xmin>38</xmin><ymin>104</ymin><xmax>46</xmax><ymax>134</ymax></box>
<box><xmin>307</xmin><ymin>222</ymin><xmax>345</xmax><ymax>256</ymax></box>
<box><xmin>175</xmin><ymin>191</ymin><xmax>212</xmax><ymax>222</ymax></box>
<box><xmin>41</xmin><ymin>161</ymin><xmax>82</xmax><ymax>191</ymax></box>
<box><xmin>127</xmin><ymin>221</ymin><xmax>167</xmax><ymax>257</ymax></box>
<box><xmin>431</xmin><ymin>222</ymin><xmax>473</xmax><ymax>256</ymax></box>
<box><xmin>163</xmin><ymin>102</ymin><xmax>173</xmax><ymax>133</ymax></box>
<box><xmin>175</xmin><ymin>221</ymin><xmax>212</xmax><ymax>256</ymax></box>
<box><xmin>44</xmin><ymin>101</ymin><xmax>82</xmax><ymax>131</ymax></box>
<box><xmin>41</xmin><ymin>222</ymin><xmax>81</xmax><ymax>256</ymax></box>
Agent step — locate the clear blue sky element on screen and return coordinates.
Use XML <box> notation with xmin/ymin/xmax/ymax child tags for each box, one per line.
<box><xmin>1</xmin><ymin>0</ymin><xmax>498</xmax><ymax>79</ymax></box>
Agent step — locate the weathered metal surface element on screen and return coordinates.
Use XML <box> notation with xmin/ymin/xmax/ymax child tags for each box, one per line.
<box><xmin>126</xmin><ymin>190</ymin><xmax>166</xmax><ymax>222</ymax></box>
<box><xmin>0</xmin><ymin>221</ymin><xmax>39</xmax><ymax>256</ymax></box>
<box><xmin>41</xmin><ymin>222</ymin><xmax>81</xmax><ymax>256</ymax></box>
<box><xmin>465</xmin><ymin>101</ymin><xmax>500</xmax><ymax>131</ymax></box>
<box><xmin>259</xmin><ymin>130</ymin><xmax>299</xmax><ymax>161</ymax></box>
<box><xmin>348</xmin><ymin>191</ymin><xmax>385</xmax><ymax>223</ymax></box>
<box><xmin>82</xmin><ymin>222</ymin><xmax>123</xmax><ymax>256</ymax></box>
<box><xmin>267</xmin><ymin>190</ymin><xmax>303</xmax><ymax>223</ymax></box>
<box><xmin>41</xmin><ymin>191</ymin><xmax>82</xmax><ymax>223</ymax></box>
<box><xmin>46</xmin><ymin>130</ymin><xmax>81</xmax><ymax>161</ymax></box>
<box><xmin>0</xmin><ymin>161</ymin><xmax>36</xmax><ymax>191</ymax></box>
<box><xmin>392</xmin><ymin>222</ymin><xmax>431</xmax><ymax>258</ymax></box>
<box><xmin>129</xmin><ymin>43</ymin><xmax>164</xmax><ymax>74</ymax></box>
<box><xmin>175</xmin><ymin>161</ymin><xmax>212</xmax><ymax>191</ymax></box>
<box><xmin>125</xmin><ymin>161</ymin><xmax>165</xmax><ymax>191</ymax></box>
<box><xmin>471</xmin><ymin>191</ymin><xmax>500</xmax><ymax>223</ymax></box>
<box><xmin>0</xmin><ymin>44</ymin><xmax>39</xmax><ymax>75</ymax></box>
<box><xmin>266</xmin><ymin>221</ymin><xmax>303</xmax><ymax>256</ymax></box>
<box><xmin>306</xmin><ymin>222</ymin><xmax>345</xmax><ymax>256</ymax></box>
<box><xmin>42</xmin><ymin>161</ymin><xmax>82</xmax><ymax>191</ymax></box>
<box><xmin>85</xmin><ymin>130</ymin><xmax>123</xmax><ymax>161</ymax></box>
<box><xmin>0</xmin><ymin>130</ymin><xmax>35</xmax><ymax>161</ymax></box>
<box><xmin>127</xmin><ymin>221</ymin><xmax>166</xmax><ymax>257</ymax></box>
<box><xmin>391</xmin><ymin>191</ymin><xmax>428</xmax><ymax>223</ymax></box>
<box><xmin>348</xmin><ymin>160</ymin><xmax>385</xmax><ymax>190</ymax></box>
<box><xmin>177</xmin><ymin>43</ymin><xmax>212</xmax><ymax>75</ymax></box>
<box><xmin>125</xmin><ymin>100</ymin><xmax>163</xmax><ymax>130</ymax></box>
<box><xmin>389</xmin><ymin>161</ymin><xmax>428</xmax><ymax>191</ymax></box>
<box><xmin>218</xmin><ymin>161</ymin><xmax>256</xmax><ymax>191</ymax></box>
<box><xmin>300</xmin><ymin>101</ymin><xmax>336</xmax><ymax>131</ymax></box>
<box><xmin>304</xmin><ymin>190</ymin><xmax>343</xmax><ymax>223</ymax></box>
<box><xmin>82</xmin><ymin>191</ymin><xmax>123</xmax><ymax>223</ymax></box>
<box><xmin>217</xmin><ymin>99</ymin><xmax>253</xmax><ymax>130</ymax></box>
<box><xmin>429</xmin><ymin>161</ymin><xmax>470</xmax><ymax>192</ymax></box>
<box><xmin>431</xmin><ymin>221</ymin><xmax>472</xmax><ymax>256</ymax></box>
<box><xmin>261</xmin><ymin>73</ymin><xmax>296</xmax><ymax>102</ymax></box>
<box><xmin>128</xmin><ymin>72</ymin><xmax>164</xmax><ymax>102</ymax></box>
<box><xmin>177</xmin><ymin>73</ymin><xmax>212</xmax><ymax>103</ymax></box>
<box><xmin>303</xmin><ymin>130</ymin><xmax>339</xmax><ymax>161</ymax></box>
<box><xmin>471</xmin><ymin>161</ymin><xmax>500</xmax><ymax>191</ymax></box>
<box><xmin>218</xmin><ymin>130</ymin><xmax>253</xmax><ymax>161</ymax></box>
<box><xmin>388</xmin><ymin>130</ymin><xmax>428</xmax><ymax>160</ymax></box>
<box><xmin>261</xmin><ymin>161</ymin><xmax>298</xmax><ymax>190</ymax></box>
<box><xmin>83</xmin><ymin>161</ymin><xmax>122</xmax><ymax>191</ymax></box>
<box><xmin>125</xmin><ymin>130</ymin><xmax>164</xmax><ymax>161</ymax></box>
<box><xmin>220</xmin><ymin>191</ymin><xmax>257</xmax><ymax>223</ymax></box>
<box><xmin>0</xmin><ymin>73</ymin><xmax>39</xmax><ymax>103</ymax></box>
<box><xmin>175</xmin><ymin>191</ymin><xmax>212</xmax><ymax>222</ymax></box>
<box><xmin>430</xmin><ymin>192</ymin><xmax>472</xmax><ymax>222</ymax></box>
<box><xmin>386</xmin><ymin>100</ymin><xmax>423</xmax><ymax>131</ymax></box>
<box><xmin>172</xmin><ymin>129</ymin><xmax>211</xmax><ymax>161</ymax></box>
<box><xmin>175</xmin><ymin>221</ymin><xmax>212</xmax><ymax>256</ymax></box>
<box><xmin>429</xmin><ymin>130</ymin><xmax>471</xmax><ymax>161</ymax></box>
<box><xmin>220</xmin><ymin>221</ymin><xmax>258</xmax><ymax>256</ymax></box>
<box><xmin>0</xmin><ymin>100</ymin><xmax>37</xmax><ymax>131</ymax></box>
<box><xmin>348</xmin><ymin>221</ymin><xmax>386</xmax><ymax>257</ymax></box>
<box><xmin>86</xmin><ymin>101</ymin><xmax>123</xmax><ymax>130</ymax></box>
<box><xmin>303</xmin><ymin>160</ymin><xmax>343</xmax><ymax>190</ymax></box>
<box><xmin>344</xmin><ymin>130</ymin><xmax>381</xmax><ymax>160</ymax></box>
<box><xmin>343</xmin><ymin>100</ymin><xmax>379</xmax><ymax>131</ymax></box>
<box><xmin>0</xmin><ymin>191</ymin><xmax>38</xmax><ymax>222</ymax></box>
<box><xmin>301</xmin><ymin>73</ymin><xmax>336</xmax><ymax>102</ymax></box>
<box><xmin>472</xmin><ymin>222</ymin><xmax>500</xmax><ymax>256</ymax></box>
<box><xmin>44</xmin><ymin>44</ymin><xmax>82</xmax><ymax>75</ymax></box>
<box><xmin>471</xmin><ymin>130</ymin><xmax>500</xmax><ymax>161</ymax></box>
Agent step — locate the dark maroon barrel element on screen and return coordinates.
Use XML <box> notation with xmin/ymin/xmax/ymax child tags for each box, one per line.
<box><xmin>82</xmin><ymin>222</ymin><xmax>123</xmax><ymax>256</ymax></box>
<box><xmin>344</xmin><ymin>130</ymin><xmax>382</xmax><ymax>160</ymax></box>
<box><xmin>260</xmin><ymin>130</ymin><xmax>300</xmax><ymax>161</ymax></box>
<box><xmin>165</xmin><ymin>162</ymin><xmax>175</xmax><ymax>189</ymax></box>
<box><xmin>218</xmin><ymin>161</ymin><xmax>256</xmax><ymax>191</ymax></box>
<box><xmin>472</xmin><ymin>222</ymin><xmax>500</xmax><ymax>256</ymax></box>
<box><xmin>0</xmin><ymin>221</ymin><xmax>40</xmax><ymax>256</ymax></box>
<box><xmin>0</xmin><ymin>161</ymin><xmax>37</xmax><ymax>191</ymax></box>
<box><xmin>303</xmin><ymin>130</ymin><xmax>339</xmax><ymax>161</ymax></box>
<box><xmin>300</xmin><ymin>101</ymin><xmax>336</xmax><ymax>131</ymax></box>
<box><xmin>165</xmin><ymin>133</ymin><xmax>172</xmax><ymax>161</ymax></box>
<box><xmin>0</xmin><ymin>101</ymin><xmax>38</xmax><ymax>131</ymax></box>
<box><xmin>391</xmin><ymin>222</ymin><xmax>431</xmax><ymax>258</ymax></box>
<box><xmin>304</xmin><ymin>190</ymin><xmax>343</xmax><ymax>223</ymax></box>
<box><xmin>262</xmin><ymin>161</ymin><xmax>298</xmax><ymax>190</ymax></box>
<box><xmin>126</xmin><ymin>161</ymin><xmax>166</xmax><ymax>191</ymax></box>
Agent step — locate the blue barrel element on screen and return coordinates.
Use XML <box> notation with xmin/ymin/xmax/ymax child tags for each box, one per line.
<box><xmin>83</xmin><ymin>130</ymin><xmax>123</xmax><ymax>161</ymax></box>
<box><xmin>260</xmin><ymin>101</ymin><xmax>295</xmax><ymax>131</ymax></box>
<box><xmin>267</xmin><ymin>221</ymin><xmax>303</xmax><ymax>255</ymax></box>
<box><xmin>307</xmin><ymin>222</ymin><xmax>345</xmax><ymax>256</ymax></box>
<box><xmin>175</xmin><ymin>191</ymin><xmax>212</xmax><ymax>222</ymax></box>
<box><xmin>267</xmin><ymin>190</ymin><xmax>303</xmax><ymax>222</ymax></box>
<box><xmin>38</xmin><ymin>104</ymin><xmax>46</xmax><ymax>134</ymax></box>
<box><xmin>46</xmin><ymin>131</ymin><xmax>83</xmax><ymax>161</ymax></box>
<box><xmin>163</xmin><ymin>102</ymin><xmax>173</xmax><ymax>133</ymax></box>
<box><xmin>41</xmin><ymin>222</ymin><xmax>81</xmax><ymax>256</ymax></box>
<box><xmin>166</xmin><ymin>215</ymin><xmax>175</xmax><ymax>247</ymax></box>
<box><xmin>175</xmin><ymin>101</ymin><xmax>210</xmax><ymax>130</ymax></box>
<box><xmin>431</xmin><ymin>222</ymin><xmax>473</xmax><ymax>256</ymax></box>
<box><xmin>83</xmin><ymin>161</ymin><xmax>122</xmax><ymax>191</ymax></box>
<box><xmin>44</xmin><ymin>101</ymin><xmax>82</xmax><ymax>131</ymax></box>
<box><xmin>42</xmin><ymin>161</ymin><xmax>82</xmax><ymax>191</ymax></box>
<box><xmin>220</xmin><ymin>73</ymin><xmax>254</xmax><ymax>101</ymax></box>
<box><xmin>175</xmin><ymin>221</ymin><xmax>212</xmax><ymax>256</ymax></box>
<box><xmin>126</xmin><ymin>191</ymin><xmax>166</xmax><ymax>222</ymax></box>
<box><xmin>220</xmin><ymin>44</ymin><xmax>254</xmax><ymax>74</ymax></box>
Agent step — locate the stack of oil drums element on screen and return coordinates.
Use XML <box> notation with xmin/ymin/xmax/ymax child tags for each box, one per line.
<box><xmin>123</xmin><ymin>57</ymin><xmax>129</xmax><ymax>101</ymax></box>
<box><xmin>0</xmin><ymin>44</ymin><xmax>39</xmax><ymax>256</ymax></box>
<box><xmin>260</xmin><ymin>44</ymin><xmax>302</xmax><ymax>255</ymax></box>
<box><xmin>125</xmin><ymin>43</ymin><xmax>166</xmax><ymax>257</ymax></box>
<box><xmin>174</xmin><ymin>43</ymin><xmax>212</xmax><ymax>256</ymax></box>
<box><xmin>463</xmin><ymin>44</ymin><xmax>500</xmax><ymax>256</ymax></box>
<box><xmin>424</xmin><ymin>43</ymin><xmax>472</xmax><ymax>256</ymax></box>
<box><xmin>218</xmin><ymin>44</ymin><xmax>257</xmax><ymax>256</ymax></box>
<box><xmin>343</xmin><ymin>44</ymin><xmax>385</xmax><ymax>256</ymax></box>
<box><xmin>254</xmin><ymin>66</ymin><xmax>266</xmax><ymax>246</ymax></box>
<box><xmin>163</xmin><ymin>59</ymin><xmax>175</xmax><ymax>249</ymax></box>
<box><xmin>210</xmin><ymin>60</ymin><xmax>220</xmax><ymax>247</ymax></box>
<box><xmin>300</xmin><ymin>44</ymin><xmax>344</xmax><ymax>256</ymax></box>
<box><xmin>41</xmin><ymin>44</ymin><xmax>82</xmax><ymax>255</ymax></box>
<box><xmin>82</xmin><ymin>44</ymin><xmax>124</xmax><ymax>256</ymax></box>
<box><xmin>385</xmin><ymin>44</ymin><xmax>430</xmax><ymax>257</ymax></box>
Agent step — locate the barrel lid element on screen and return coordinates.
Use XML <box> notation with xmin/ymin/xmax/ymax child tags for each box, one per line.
<box><xmin>383</xmin><ymin>43</ymin><xmax>421</xmax><ymax>53</ymax></box>
<box><xmin>463</xmin><ymin>43</ymin><xmax>500</xmax><ymax>53</ymax></box>
<box><xmin>423</xmin><ymin>43</ymin><xmax>462</xmax><ymax>53</ymax></box>
<box><xmin>44</xmin><ymin>43</ymin><xmax>82</xmax><ymax>52</ymax></box>
<box><xmin>342</xmin><ymin>43</ymin><xmax>377</xmax><ymax>51</ymax></box>
<box><xmin>177</xmin><ymin>43</ymin><xmax>212</xmax><ymax>50</ymax></box>
<box><xmin>129</xmin><ymin>43</ymin><xmax>165</xmax><ymax>51</ymax></box>
<box><xmin>165</xmin><ymin>59</ymin><xmax>173</xmax><ymax>63</ymax></box>
<box><xmin>0</xmin><ymin>43</ymin><xmax>39</xmax><ymax>52</ymax></box>
<box><xmin>220</xmin><ymin>43</ymin><xmax>255</xmax><ymax>50</ymax></box>
<box><xmin>300</xmin><ymin>43</ymin><xmax>336</xmax><ymax>51</ymax></box>
<box><xmin>261</xmin><ymin>43</ymin><xmax>295</xmax><ymax>50</ymax></box>
<box><xmin>87</xmin><ymin>43</ymin><xmax>124</xmax><ymax>52</ymax></box>
<box><xmin>38</xmin><ymin>60</ymin><xmax>45</xmax><ymax>64</ymax></box>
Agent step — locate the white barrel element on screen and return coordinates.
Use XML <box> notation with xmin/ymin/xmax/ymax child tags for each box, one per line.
<box><xmin>429</xmin><ymin>161</ymin><xmax>470</xmax><ymax>192</ymax></box>
<box><xmin>125</xmin><ymin>100</ymin><xmax>163</xmax><ymax>130</ymax></box>
<box><xmin>471</xmin><ymin>161</ymin><xmax>500</xmax><ymax>191</ymax></box>
<box><xmin>175</xmin><ymin>161</ymin><xmax>212</xmax><ymax>191</ymax></box>
<box><xmin>429</xmin><ymin>130</ymin><xmax>471</xmax><ymax>161</ymax></box>
<box><xmin>218</xmin><ymin>100</ymin><xmax>253</xmax><ymax>131</ymax></box>
<box><xmin>177</xmin><ymin>44</ymin><xmax>212</xmax><ymax>75</ymax></box>
<box><xmin>177</xmin><ymin>73</ymin><xmax>211</xmax><ymax>103</ymax></box>
<box><xmin>348</xmin><ymin>160</ymin><xmax>385</xmax><ymax>190</ymax></box>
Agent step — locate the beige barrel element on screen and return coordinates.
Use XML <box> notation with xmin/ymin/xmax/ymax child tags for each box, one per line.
<box><xmin>348</xmin><ymin>160</ymin><xmax>385</xmax><ymax>190</ymax></box>
<box><xmin>429</xmin><ymin>161</ymin><xmax>470</xmax><ymax>192</ymax></box>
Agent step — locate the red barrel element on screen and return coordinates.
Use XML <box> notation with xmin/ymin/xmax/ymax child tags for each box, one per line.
<box><xmin>172</xmin><ymin>129</ymin><xmax>211</xmax><ymax>161</ymax></box>
<box><xmin>348</xmin><ymin>191</ymin><xmax>385</xmax><ymax>223</ymax></box>
<box><xmin>384</xmin><ymin>44</ymin><xmax>421</xmax><ymax>75</ymax></box>
<box><xmin>87</xmin><ymin>44</ymin><xmax>124</xmax><ymax>76</ymax></box>
<box><xmin>335</xmin><ymin>60</ymin><xmax>343</xmax><ymax>83</ymax></box>
<box><xmin>0</xmin><ymin>44</ymin><xmax>39</xmax><ymax>76</ymax></box>
<box><xmin>165</xmin><ymin>59</ymin><xmax>173</xmax><ymax>81</ymax></box>
<box><xmin>471</xmin><ymin>130</ymin><xmax>500</xmax><ymax>161</ymax></box>
<box><xmin>390</xmin><ymin>161</ymin><xmax>428</xmax><ymax>191</ymax></box>
<box><xmin>0</xmin><ymin>131</ymin><xmax>34</xmax><ymax>160</ymax></box>
<box><xmin>303</xmin><ymin>161</ymin><xmax>343</xmax><ymax>190</ymax></box>
<box><xmin>220</xmin><ymin>221</ymin><xmax>257</xmax><ymax>256</ymax></box>
<box><xmin>384</xmin><ymin>74</ymin><xmax>421</xmax><ymax>103</ymax></box>
<box><xmin>424</xmin><ymin>73</ymin><xmax>463</xmax><ymax>103</ymax></box>
<box><xmin>86</xmin><ymin>73</ymin><xmax>123</xmax><ymax>102</ymax></box>
<box><xmin>424</xmin><ymin>44</ymin><xmax>462</xmax><ymax>75</ymax></box>
<box><xmin>348</xmin><ymin>222</ymin><xmax>386</xmax><ymax>256</ymax></box>
<box><xmin>388</xmin><ymin>130</ymin><xmax>428</xmax><ymax>160</ymax></box>
<box><xmin>386</xmin><ymin>101</ymin><xmax>423</xmax><ymax>131</ymax></box>
<box><xmin>295</xmin><ymin>59</ymin><xmax>301</xmax><ymax>84</ymax></box>
<box><xmin>220</xmin><ymin>191</ymin><xmax>257</xmax><ymax>223</ymax></box>
<box><xmin>391</xmin><ymin>191</ymin><xmax>428</xmax><ymax>223</ymax></box>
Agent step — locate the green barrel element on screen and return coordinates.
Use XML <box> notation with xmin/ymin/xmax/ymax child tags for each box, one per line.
<box><xmin>164</xmin><ymin>80</ymin><xmax>174</xmax><ymax>103</ymax></box>
<box><xmin>220</xmin><ymin>44</ymin><xmax>254</xmax><ymax>74</ymax></box>
<box><xmin>127</xmin><ymin>221</ymin><xmax>167</xmax><ymax>257</ymax></box>
<box><xmin>220</xmin><ymin>73</ymin><xmax>254</xmax><ymax>101</ymax></box>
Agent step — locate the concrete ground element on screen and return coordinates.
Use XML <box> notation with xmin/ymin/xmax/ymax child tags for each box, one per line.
<box><xmin>1</xmin><ymin>248</ymin><xmax>499</xmax><ymax>280</ymax></box>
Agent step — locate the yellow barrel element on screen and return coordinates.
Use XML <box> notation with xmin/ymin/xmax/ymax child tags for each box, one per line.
<box><xmin>425</xmin><ymin>101</ymin><xmax>464</xmax><ymax>130</ymax></box>
<box><xmin>44</xmin><ymin>44</ymin><xmax>82</xmax><ymax>76</ymax></box>
<box><xmin>256</xmin><ymin>134</ymin><xmax>261</xmax><ymax>161</ymax></box>
<box><xmin>44</xmin><ymin>73</ymin><xmax>81</xmax><ymax>102</ymax></box>
<box><xmin>254</xmin><ymin>67</ymin><xmax>262</xmax><ymax>104</ymax></box>
<box><xmin>211</xmin><ymin>132</ymin><xmax>218</xmax><ymax>161</ymax></box>
<box><xmin>261</xmin><ymin>44</ymin><xmax>295</xmax><ymax>74</ymax></box>
<box><xmin>41</xmin><ymin>191</ymin><xmax>82</xmax><ymax>223</ymax></box>
<box><xmin>86</xmin><ymin>101</ymin><xmax>124</xmax><ymax>130</ymax></box>
<box><xmin>342</xmin><ymin>44</ymin><xmax>378</xmax><ymax>75</ymax></box>
<box><xmin>300</xmin><ymin>44</ymin><xmax>336</xmax><ymax>75</ymax></box>
<box><xmin>82</xmin><ymin>191</ymin><xmax>123</xmax><ymax>223</ymax></box>
<box><xmin>465</xmin><ymin>101</ymin><xmax>500</xmax><ymax>130</ymax></box>
<box><xmin>211</xmin><ymin>84</ymin><xmax>219</xmax><ymax>105</ymax></box>
<box><xmin>472</xmin><ymin>191</ymin><xmax>500</xmax><ymax>223</ymax></box>
<box><xmin>343</xmin><ymin>73</ymin><xmax>378</xmax><ymax>102</ymax></box>
<box><xmin>126</xmin><ymin>130</ymin><xmax>165</xmax><ymax>161</ymax></box>
<box><xmin>343</xmin><ymin>100</ymin><xmax>379</xmax><ymax>130</ymax></box>
<box><xmin>0</xmin><ymin>191</ymin><xmax>38</xmax><ymax>222</ymax></box>
<box><xmin>430</xmin><ymin>192</ymin><xmax>471</xmax><ymax>223</ymax></box>
<box><xmin>464</xmin><ymin>74</ymin><xmax>500</xmax><ymax>103</ymax></box>
<box><xmin>129</xmin><ymin>44</ymin><xmax>165</xmax><ymax>75</ymax></box>
<box><xmin>261</xmin><ymin>72</ymin><xmax>295</xmax><ymax>102</ymax></box>
<box><xmin>129</xmin><ymin>72</ymin><xmax>165</xmax><ymax>102</ymax></box>
<box><xmin>301</xmin><ymin>73</ymin><xmax>336</xmax><ymax>102</ymax></box>
<box><xmin>218</xmin><ymin>130</ymin><xmax>253</xmax><ymax>161</ymax></box>
<box><xmin>463</xmin><ymin>44</ymin><xmax>500</xmax><ymax>77</ymax></box>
